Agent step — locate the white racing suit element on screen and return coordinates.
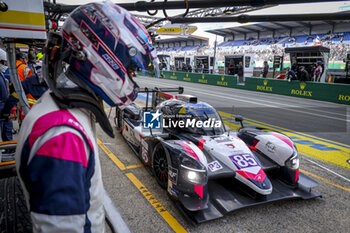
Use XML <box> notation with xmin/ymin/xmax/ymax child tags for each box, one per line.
<box><xmin>15</xmin><ymin>91</ymin><xmax>105</xmax><ymax>233</ymax></box>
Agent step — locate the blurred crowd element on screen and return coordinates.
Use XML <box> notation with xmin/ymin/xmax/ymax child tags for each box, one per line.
<box><xmin>158</xmin><ymin>33</ymin><xmax>350</xmax><ymax>69</ymax></box>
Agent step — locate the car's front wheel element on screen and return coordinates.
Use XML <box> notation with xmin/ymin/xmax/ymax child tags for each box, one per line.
<box><xmin>152</xmin><ymin>144</ymin><xmax>168</xmax><ymax>189</ymax></box>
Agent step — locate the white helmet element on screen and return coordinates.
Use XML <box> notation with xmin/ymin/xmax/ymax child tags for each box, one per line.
<box><xmin>59</xmin><ymin>1</ymin><xmax>156</xmax><ymax>106</ymax></box>
<box><xmin>0</xmin><ymin>48</ymin><xmax>7</xmax><ymax>73</ymax></box>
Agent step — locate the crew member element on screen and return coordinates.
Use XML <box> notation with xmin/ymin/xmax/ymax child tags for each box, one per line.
<box><xmin>228</xmin><ymin>59</ymin><xmax>235</xmax><ymax>75</ymax></box>
<box><xmin>0</xmin><ymin>49</ymin><xmax>8</xmax><ymax>140</ymax></box>
<box><xmin>15</xmin><ymin>2</ymin><xmax>155</xmax><ymax>232</ymax></box>
<box><xmin>313</xmin><ymin>61</ymin><xmax>323</xmax><ymax>82</ymax></box>
<box><xmin>262</xmin><ymin>61</ymin><xmax>269</xmax><ymax>78</ymax></box>
<box><xmin>16</xmin><ymin>52</ymin><xmax>33</xmax><ymax>81</ymax></box>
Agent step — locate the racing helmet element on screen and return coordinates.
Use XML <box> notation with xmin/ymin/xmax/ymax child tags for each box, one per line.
<box><xmin>58</xmin><ymin>1</ymin><xmax>156</xmax><ymax>106</ymax></box>
<box><xmin>0</xmin><ymin>48</ymin><xmax>7</xmax><ymax>72</ymax></box>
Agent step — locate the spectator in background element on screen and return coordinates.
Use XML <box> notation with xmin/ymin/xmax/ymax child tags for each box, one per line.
<box><xmin>309</xmin><ymin>64</ymin><xmax>316</xmax><ymax>79</ymax></box>
<box><xmin>291</xmin><ymin>62</ymin><xmax>298</xmax><ymax>72</ymax></box>
<box><xmin>262</xmin><ymin>61</ymin><xmax>269</xmax><ymax>78</ymax></box>
<box><xmin>187</xmin><ymin>63</ymin><xmax>192</xmax><ymax>73</ymax></box>
<box><xmin>16</xmin><ymin>52</ymin><xmax>33</xmax><ymax>81</ymax></box>
<box><xmin>313</xmin><ymin>61</ymin><xmax>323</xmax><ymax>82</ymax></box>
<box><xmin>228</xmin><ymin>59</ymin><xmax>235</xmax><ymax>75</ymax></box>
<box><xmin>198</xmin><ymin>62</ymin><xmax>204</xmax><ymax>73</ymax></box>
<box><xmin>285</xmin><ymin>67</ymin><xmax>297</xmax><ymax>82</ymax></box>
<box><xmin>182</xmin><ymin>62</ymin><xmax>187</xmax><ymax>72</ymax></box>
<box><xmin>236</xmin><ymin>61</ymin><xmax>244</xmax><ymax>83</ymax></box>
<box><xmin>298</xmin><ymin>66</ymin><xmax>310</xmax><ymax>81</ymax></box>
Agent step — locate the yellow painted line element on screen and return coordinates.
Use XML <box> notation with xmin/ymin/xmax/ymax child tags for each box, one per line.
<box><xmin>0</xmin><ymin>10</ymin><xmax>45</xmax><ymax>26</ymax></box>
<box><xmin>125</xmin><ymin>173</ymin><xmax>187</xmax><ymax>233</ymax></box>
<box><xmin>301</xmin><ymin>169</ymin><xmax>350</xmax><ymax>193</ymax></box>
<box><xmin>220</xmin><ymin>111</ymin><xmax>350</xmax><ymax>170</ymax></box>
<box><xmin>97</xmin><ymin>138</ymin><xmax>126</xmax><ymax>170</ymax></box>
<box><xmin>125</xmin><ymin>164</ymin><xmax>145</xmax><ymax>170</ymax></box>
<box><xmin>98</xmin><ymin>129</ymin><xmax>185</xmax><ymax>231</ymax></box>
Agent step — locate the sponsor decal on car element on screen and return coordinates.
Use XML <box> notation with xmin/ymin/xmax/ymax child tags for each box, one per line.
<box><xmin>214</xmin><ymin>137</ymin><xmax>232</xmax><ymax>143</ymax></box>
<box><xmin>208</xmin><ymin>161</ymin><xmax>223</xmax><ymax>172</ymax></box>
<box><xmin>141</xmin><ymin>139</ymin><xmax>149</xmax><ymax>164</ymax></box>
<box><xmin>229</xmin><ymin>153</ymin><xmax>258</xmax><ymax>170</ymax></box>
<box><xmin>265</xmin><ymin>141</ymin><xmax>276</xmax><ymax>153</ymax></box>
<box><xmin>168</xmin><ymin>167</ymin><xmax>178</xmax><ymax>185</ymax></box>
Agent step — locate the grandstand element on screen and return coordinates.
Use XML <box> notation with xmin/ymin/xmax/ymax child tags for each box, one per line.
<box><xmin>155</xmin><ymin>20</ymin><xmax>350</xmax><ymax>72</ymax></box>
<box><xmin>205</xmin><ymin>20</ymin><xmax>350</xmax><ymax>68</ymax></box>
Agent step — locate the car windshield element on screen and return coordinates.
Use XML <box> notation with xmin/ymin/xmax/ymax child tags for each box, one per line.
<box><xmin>177</xmin><ymin>103</ymin><xmax>225</xmax><ymax>135</ymax></box>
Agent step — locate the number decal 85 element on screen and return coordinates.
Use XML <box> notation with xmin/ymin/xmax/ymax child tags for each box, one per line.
<box><xmin>230</xmin><ymin>154</ymin><xmax>258</xmax><ymax>169</ymax></box>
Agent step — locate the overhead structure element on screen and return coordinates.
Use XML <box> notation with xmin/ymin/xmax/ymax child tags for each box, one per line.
<box><xmin>179</xmin><ymin>5</ymin><xmax>276</xmax><ymax>18</ymax></box>
<box><xmin>44</xmin><ymin>1</ymin><xmax>349</xmax><ymax>35</ymax></box>
<box><xmin>44</xmin><ymin>0</ymin><xmax>347</xmax><ymax>14</ymax></box>
<box><xmin>206</xmin><ymin>20</ymin><xmax>350</xmax><ymax>40</ymax></box>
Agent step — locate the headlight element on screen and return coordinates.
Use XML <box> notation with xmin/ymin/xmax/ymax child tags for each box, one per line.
<box><xmin>180</xmin><ymin>165</ymin><xmax>207</xmax><ymax>184</ymax></box>
<box><xmin>285</xmin><ymin>151</ymin><xmax>299</xmax><ymax>170</ymax></box>
<box><xmin>179</xmin><ymin>153</ymin><xmax>207</xmax><ymax>184</ymax></box>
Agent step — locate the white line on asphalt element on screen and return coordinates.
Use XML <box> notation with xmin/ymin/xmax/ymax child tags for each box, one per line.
<box><xmin>303</xmin><ymin>156</ymin><xmax>350</xmax><ymax>183</ymax></box>
<box><xmin>135</xmin><ymin>78</ymin><xmax>350</xmax><ymax>122</ymax></box>
<box><xmin>104</xmin><ymin>189</ymin><xmax>131</xmax><ymax>233</ymax></box>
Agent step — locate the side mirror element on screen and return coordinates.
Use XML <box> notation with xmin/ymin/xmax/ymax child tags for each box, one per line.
<box><xmin>235</xmin><ymin>115</ymin><xmax>244</xmax><ymax>128</ymax></box>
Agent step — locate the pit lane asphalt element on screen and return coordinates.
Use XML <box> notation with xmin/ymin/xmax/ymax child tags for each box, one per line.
<box><xmin>99</xmin><ymin>75</ymin><xmax>350</xmax><ymax>233</ymax></box>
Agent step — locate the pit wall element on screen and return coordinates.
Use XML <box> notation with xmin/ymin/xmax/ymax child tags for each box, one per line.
<box><xmin>144</xmin><ymin>71</ymin><xmax>350</xmax><ymax>105</ymax></box>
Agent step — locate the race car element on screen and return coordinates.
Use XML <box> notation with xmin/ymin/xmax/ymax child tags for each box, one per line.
<box><xmin>115</xmin><ymin>87</ymin><xmax>321</xmax><ymax>224</ymax></box>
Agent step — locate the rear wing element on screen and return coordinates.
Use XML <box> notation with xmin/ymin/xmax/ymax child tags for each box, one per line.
<box><xmin>138</xmin><ymin>87</ymin><xmax>183</xmax><ymax>111</ymax></box>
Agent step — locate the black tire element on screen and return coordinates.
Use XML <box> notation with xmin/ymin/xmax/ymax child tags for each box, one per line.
<box><xmin>152</xmin><ymin>144</ymin><xmax>168</xmax><ymax>189</ymax></box>
<box><xmin>0</xmin><ymin>177</ymin><xmax>32</xmax><ymax>233</ymax></box>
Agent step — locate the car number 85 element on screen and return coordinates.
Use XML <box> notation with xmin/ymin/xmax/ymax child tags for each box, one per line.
<box><xmin>229</xmin><ymin>154</ymin><xmax>258</xmax><ymax>169</ymax></box>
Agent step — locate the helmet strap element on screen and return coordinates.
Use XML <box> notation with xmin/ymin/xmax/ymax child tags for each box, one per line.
<box><xmin>50</xmin><ymin>90</ymin><xmax>114</xmax><ymax>138</ymax></box>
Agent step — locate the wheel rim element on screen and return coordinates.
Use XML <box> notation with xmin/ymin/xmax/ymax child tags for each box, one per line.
<box><xmin>153</xmin><ymin>147</ymin><xmax>168</xmax><ymax>186</ymax></box>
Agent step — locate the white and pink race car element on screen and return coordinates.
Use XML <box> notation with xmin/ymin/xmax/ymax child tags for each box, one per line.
<box><xmin>115</xmin><ymin>88</ymin><xmax>321</xmax><ymax>224</ymax></box>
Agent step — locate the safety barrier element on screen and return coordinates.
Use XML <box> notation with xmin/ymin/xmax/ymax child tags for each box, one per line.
<box><xmin>161</xmin><ymin>71</ymin><xmax>237</xmax><ymax>88</ymax></box>
<box><xmin>154</xmin><ymin>71</ymin><xmax>350</xmax><ymax>105</ymax></box>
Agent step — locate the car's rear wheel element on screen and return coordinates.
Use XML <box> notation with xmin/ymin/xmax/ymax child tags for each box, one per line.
<box><xmin>152</xmin><ymin>144</ymin><xmax>168</xmax><ymax>189</ymax></box>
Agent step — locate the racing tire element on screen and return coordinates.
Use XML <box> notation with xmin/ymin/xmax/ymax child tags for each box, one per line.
<box><xmin>0</xmin><ymin>176</ymin><xmax>32</xmax><ymax>233</ymax></box>
<box><xmin>152</xmin><ymin>143</ymin><xmax>168</xmax><ymax>189</ymax></box>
